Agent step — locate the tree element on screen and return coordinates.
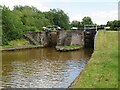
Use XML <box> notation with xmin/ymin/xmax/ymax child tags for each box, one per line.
<box><xmin>1</xmin><ymin>5</ymin><xmax>71</xmax><ymax>45</ymax></box>
<box><xmin>44</xmin><ymin>9</ymin><xmax>70</xmax><ymax>30</ymax></box>
<box><xmin>2</xmin><ymin>6</ymin><xmax>21</xmax><ymax>44</ymax></box>
<box><xmin>14</xmin><ymin>5</ymin><xmax>50</xmax><ymax>31</ymax></box>
<box><xmin>107</xmin><ymin>20</ymin><xmax>120</xmax><ymax>30</ymax></box>
<box><xmin>81</xmin><ymin>16</ymin><xmax>93</xmax><ymax>25</ymax></box>
<box><xmin>71</xmin><ymin>20</ymin><xmax>82</xmax><ymax>29</ymax></box>
<box><xmin>0</xmin><ymin>5</ymin><xmax>2</xmax><ymax>45</ymax></box>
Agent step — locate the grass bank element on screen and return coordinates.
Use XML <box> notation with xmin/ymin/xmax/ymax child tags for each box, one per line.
<box><xmin>71</xmin><ymin>30</ymin><xmax>118</xmax><ymax>88</ymax></box>
<box><xmin>56</xmin><ymin>45</ymin><xmax>82</xmax><ymax>51</ymax></box>
<box><xmin>64</xmin><ymin>45</ymin><xmax>81</xmax><ymax>49</ymax></box>
<box><xmin>0</xmin><ymin>39</ymin><xmax>33</xmax><ymax>48</ymax></box>
<box><xmin>0</xmin><ymin>39</ymin><xmax>42</xmax><ymax>51</ymax></box>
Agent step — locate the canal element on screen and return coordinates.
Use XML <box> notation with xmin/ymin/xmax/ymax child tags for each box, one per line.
<box><xmin>2</xmin><ymin>48</ymin><xmax>93</xmax><ymax>88</ymax></box>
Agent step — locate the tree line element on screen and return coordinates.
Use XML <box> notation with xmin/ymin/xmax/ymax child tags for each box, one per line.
<box><xmin>106</xmin><ymin>20</ymin><xmax>120</xmax><ymax>30</ymax></box>
<box><xmin>0</xmin><ymin>5</ymin><xmax>119</xmax><ymax>45</ymax></box>
<box><xmin>1</xmin><ymin>5</ymin><xmax>71</xmax><ymax>45</ymax></box>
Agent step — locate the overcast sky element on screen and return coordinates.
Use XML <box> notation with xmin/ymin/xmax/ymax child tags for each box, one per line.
<box><xmin>0</xmin><ymin>0</ymin><xmax>119</xmax><ymax>25</ymax></box>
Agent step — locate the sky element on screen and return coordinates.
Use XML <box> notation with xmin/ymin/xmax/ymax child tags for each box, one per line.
<box><xmin>0</xmin><ymin>0</ymin><xmax>119</xmax><ymax>25</ymax></box>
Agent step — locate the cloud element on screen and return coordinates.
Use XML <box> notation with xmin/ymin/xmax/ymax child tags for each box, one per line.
<box><xmin>69</xmin><ymin>10</ymin><xmax>118</xmax><ymax>25</ymax></box>
<box><xmin>90</xmin><ymin>10</ymin><xmax>118</xmax><ymax>24</ymax></box>
<box><xmin>31</xmin><ymin>0</ymin><xmax>119</xmax><ymax>2</ymax></box>
<box><xmin>70</xmin><ymin>15</ymin><xmax>83</xmax><ymax>22</ymax></box>
<box><xmin>91</xmin><ymin>10</ymin><xmax>117</xmax><ymax>19</ymax></box>
<box><xmin>0</xmin><ymin>0</ymin><xmax>118</xmax><ymax>24</ymax></box>
<box><xmin>0</xmin><ymin>0</ymin><xmax>50</xmax><ymax>11</ymax></box>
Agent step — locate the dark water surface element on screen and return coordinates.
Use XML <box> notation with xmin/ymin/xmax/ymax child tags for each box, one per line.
<box><xmin>2</xmin><ymin>48</ymin><xmax>93</xmax><ymax>88</ymax></box>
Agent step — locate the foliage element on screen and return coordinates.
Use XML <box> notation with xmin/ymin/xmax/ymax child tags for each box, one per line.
<box><xmin>70</xmin><ymin>20</ymin><xmax>82</xmax><ymax>29</ymax></box>
<box><xmin>44</xmin><ymin>9</ymin><xmax>70</xmax><ymax>30</ymax></box>
<box><xmin>2</xmin><ymin>6</ymin><xmax>70</xmax><ymax>45</ymax></box>
<box><xmin>0</xmin><ymin>6</ymin><xmax>2</xmax><ymax>45</ymax></box>
<box><xmin>107</xmin><ymin>20</ymin><xmax>120</xmax><ymax>30</ymax></box>
<box><xmin>81</xmin><ymin>16</ymin><xmax>93</xmax><ymax>25</ymax></box>
<box><xmin>71</xmin><ymin>17</ymin><xmax>94</xmax><ymax>29</ymax></box>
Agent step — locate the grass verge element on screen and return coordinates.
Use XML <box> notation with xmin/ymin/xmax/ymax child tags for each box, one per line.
<box><xmin>71</xmin><ymin>30</ymin><xmax>118</xmax><ymax>88</ymax></box>
<box><xmin>64</xmin><ymin>45</ymin><xmax>81</xmax><ymax>49</ymax></box>
<box><xmin>0</xmin><ymin>38</ymin><xmax>35</xmax><ymax>49</ymax></box>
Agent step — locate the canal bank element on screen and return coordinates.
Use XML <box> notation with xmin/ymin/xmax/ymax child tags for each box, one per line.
<box><xmin>70</xmin><ymin>30</ymin><xmax>118</xmax><ymax>88</ymax></box>
<box><xmin>0</xmin><ymin>38</ymin><xmax>44</xmax><ymax>51</ymax></box>
<box><xmin>1</xmin><ymin>45</ymin><xmax>44</xmax><ymax>51</ymax></box>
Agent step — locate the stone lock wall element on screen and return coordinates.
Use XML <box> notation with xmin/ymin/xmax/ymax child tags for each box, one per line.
<box><xmin>24</xmin><ymin>30</ymin><xmax>84</xmax><ymax>47</ymax></box>
<box><xmin>57</xmin><ymin>30</ymin><xmax>84</xmax><ymax>46</ymax></box>
<box><xmin>71</xmin><ymin>31</ymin><xmax>84</xmax><ymax>46</ymax></box>
<box><xmin>24</xmin><ymin>32</ymin><xmax>49</xmax><ymax>47</ymax></box>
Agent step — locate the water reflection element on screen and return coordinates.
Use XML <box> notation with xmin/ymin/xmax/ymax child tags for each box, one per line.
<box><xmin>2</xmin><ymin>48</ymin><xmax>93</xmax><ymax>88</ymax></box>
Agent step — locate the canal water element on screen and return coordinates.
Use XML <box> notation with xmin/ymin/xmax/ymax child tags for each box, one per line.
<box><xmin>2</xmin><ymin>48</ymin><xmax>93</xmax><ymax>88</ymax></box>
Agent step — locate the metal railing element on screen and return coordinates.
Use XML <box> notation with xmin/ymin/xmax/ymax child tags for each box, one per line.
<box><xmin>84</xmin><ymin>25</ymin><xmax>97</xmax><ymax>32</ymax></box>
